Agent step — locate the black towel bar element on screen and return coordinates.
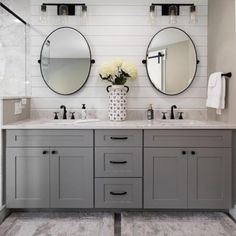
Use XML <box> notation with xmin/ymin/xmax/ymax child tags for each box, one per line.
<box><xmin>222</xmin><ymin>72</ymin><xmax>232</xmax><ymax>78</ymax></box>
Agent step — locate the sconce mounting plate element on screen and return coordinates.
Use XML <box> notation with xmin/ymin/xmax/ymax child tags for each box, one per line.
<box><xmin>162</xmin><ymin>4</ymin><xmax>179</xmax><ymax>16</ymax></box>
<box><xmin>57</xmin><ymin>4</ymin><xmax>75</xmax><ymax>15</ymax></box>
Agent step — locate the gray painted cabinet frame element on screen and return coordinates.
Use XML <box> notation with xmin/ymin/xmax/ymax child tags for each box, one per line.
<box><xmin>6</xmin><ymin>129</ymin><xmax>233</xmax><ymax>210</ymax></box>
<box><xmin>6</xmin><ymin>130</ymin><xmax>94</xmax><ymax>209</ymax></box>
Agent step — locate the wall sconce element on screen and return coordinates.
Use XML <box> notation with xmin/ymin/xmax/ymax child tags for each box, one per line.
<box><xmin>149</xmin><ymin>3</ymin><xmax>197</xmax><ymax>24</ymax></box>
<box><xmin>189</xmin><ymin>5</ymin><xmax>198</xmax><ymax>24</ymax></box>
<box><xmin>40</xmin><ymin>5</ymin><xmax>47</xmax><ymax>23</ymax></box>
<box><xmin>169</xmin><ymin>5</ymin><xmax>178</xmax><ymax>24</ymax></box>
<box><xmin>40</xmin><ymin>3</ymin><xmax>87</xmax><ymax>24</ymax></box>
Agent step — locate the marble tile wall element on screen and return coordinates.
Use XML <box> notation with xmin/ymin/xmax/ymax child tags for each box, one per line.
<box><xmin>0</xmin><ymin>6</ymin><xmax>27</xmax><ymax>97</ymax></box>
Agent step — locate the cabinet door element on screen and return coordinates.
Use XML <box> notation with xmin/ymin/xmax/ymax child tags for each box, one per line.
<box><xmin>6</xmin><ymin>148</ymin><xmax>50</xmax><ymax>208</ymax></box>
<box><xmin>188</xmin><ymin>148</ymin><xmax>232</xmax><ymax>209</ymax></box>
<box><xmin>144</xmin><ymin>148</ymin><xmax>187</xmax><ymax>208</ymax></box>
<box><xmin>50</xmin><ymin>148</ymin><xmax>93</xmax><ymax>208</ymax></box>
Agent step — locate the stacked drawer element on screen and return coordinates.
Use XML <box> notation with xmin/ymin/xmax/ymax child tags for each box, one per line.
<box><xmin>95</xmin><ymin>130</ymin><xmax>143</xmax><ymax>208</ymax></box>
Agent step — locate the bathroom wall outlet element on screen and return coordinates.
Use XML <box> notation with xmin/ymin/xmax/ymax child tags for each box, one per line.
<box><xmin>21</xmin><ymin>98</ymin><xmax>27</xmax><ymax>108</ymax></box>
<box><xmin>21</xmin><ymin>98</ymin><xmax>27</xmax><ymax>105</ymax></box>
<box><xmin>14</xmin><ymin>102</ymin><xmax>22</xmax><ymax>115</ymax></box>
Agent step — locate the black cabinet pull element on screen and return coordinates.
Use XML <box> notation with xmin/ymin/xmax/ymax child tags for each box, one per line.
<box><xmin>51</xmin><ymin>150</ymin><xmax>58</xmax><ymax>155</ymax></box>
<box><xmin>42</xmin><ymin>150</ymin><xmax>48</xmax><ymax>155</ymax></box>
<box><xmin>110</xmin><ymin>191</ymin><xmax>127</xmax><ymax>196</ymax></box>
<box><xmin>182</xmin><ymin>151</ymin><xmax>187</xmax><ymax>155</ymax></box>
<box><xmin>110</xmin><ymin>161</ymin><xmax>127</xmax><ymax>164</ymax></box>
<box><xmin>110</xmin><ymin>137</ymin><xmax>128</xmax><ymax>140</ymax></box>
<box><xmin>191</xmin><ymin>151</ymin><xmax>196</xmax><ymax>155</ymax></box>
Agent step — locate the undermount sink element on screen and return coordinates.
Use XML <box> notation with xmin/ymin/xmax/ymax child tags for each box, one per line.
<box><xmin>42</xmin><ymin>119</ymin><xmax>100</xmax><ymax>125</ymax></box>
<box><xmin>158</xmin><ymin>120</ymin><xmax>206</xmax><ymax>125</ymax></box>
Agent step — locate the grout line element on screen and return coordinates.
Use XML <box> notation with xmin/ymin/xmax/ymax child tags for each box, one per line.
<box><xmin>114</xmin><ymin>213</ymin><xmax>121</xmax><ymax>236</ymax></box>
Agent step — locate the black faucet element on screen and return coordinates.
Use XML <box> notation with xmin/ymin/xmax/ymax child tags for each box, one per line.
<box><xmin>170</xmin><ymin>105</ymin><xmax>177</xmax><ymax>119</ymax></box>
<box><xmin>60</xmin><ymin>105</ymin><xmax>67</xmax><ymax>119</ymax></box>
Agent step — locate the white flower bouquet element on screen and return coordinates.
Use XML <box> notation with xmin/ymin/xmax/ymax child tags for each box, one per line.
<box><xmin>99</xmin><ymin>58</ymin><xmax>137</xmax><ymax>85</ymax></box>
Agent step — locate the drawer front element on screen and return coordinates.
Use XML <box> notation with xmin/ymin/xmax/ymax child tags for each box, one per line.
<box><xmin>95</xmin><ymin>130</ymin><xmax>142</xmax><ymax>147</ymax></box>
<box><xmin>95</xmin><ymin>178</ymin><xmax>142</xmax><ymax>208</ymax></box>
<box><xmin>95</xmin><ymin>148</ymin><xmax>142</xmax><ymax>177</ymax></box>
<box><xmin>7</xmin><ymin>130</ymin><xmax>93</xmax><ymax>147</ymax></box>
<box><xmin>144</xmin><ymin>130</ymin><xmax>232</xmax><ymax>148</ymax></box>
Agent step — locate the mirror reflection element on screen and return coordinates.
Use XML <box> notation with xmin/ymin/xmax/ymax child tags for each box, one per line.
<box><xmin>146</xmin><ymin>27</ymin><xmax>198</xmax><ymax>95</ymax></box>
<box><xmin>40</xmin><ymin>27</ymin><xmax>91</xmax><ymax>95</ymax></box>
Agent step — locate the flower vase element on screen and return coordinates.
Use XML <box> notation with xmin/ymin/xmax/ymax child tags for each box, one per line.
<box><xmin>106</xmin><ymin>85</ymin><xmax>129</xmax><ymax>121</ymax></box>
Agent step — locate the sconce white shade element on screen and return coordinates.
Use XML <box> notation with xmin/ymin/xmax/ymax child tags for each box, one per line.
<box><xmin>39</xmin><ymin>5</ymin><xmax>47</xmax><ymax>24</ymax></box>
<box><xmin>189</xmin><ymin>5</ymin><xmax>198</xmax><ymax>24</ymax></box>
<box><xmin>81</xmin><ymin>5</ymin><xmax>87</xmax><ymax>18</ymax></box>
<box><xmin>149</xmin><ymin>5</ymin><xmax>157</xmax><ymax>25</ymax></box>
<box><xmin>169</xmin><ymin>5</ymin><xmax>178</xmax><ymax>24</ymax></box>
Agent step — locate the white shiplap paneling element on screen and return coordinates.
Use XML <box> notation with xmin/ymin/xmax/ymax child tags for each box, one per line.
<box><xmin>30</xmin><ymin>0</ymin><xmax>208</xmax><ymax>112</ymax></box>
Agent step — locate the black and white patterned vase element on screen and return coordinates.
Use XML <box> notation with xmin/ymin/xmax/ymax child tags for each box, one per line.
<box><xmin>106</xmin><ymin>85</ymin><xmax>129</xmax><ymax>121</ymax></box>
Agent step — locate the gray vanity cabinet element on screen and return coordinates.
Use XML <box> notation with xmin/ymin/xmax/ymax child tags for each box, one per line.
<box><xmin>95</xmin><ymin>130</ymin><xmax>143</xmax><ymax>208</ymax></box>
<box><xmin>6</xmin><ymin>148</ymin><xmax>50</xmax><ymax>208</ymax></box>
<box><xmin>144</xmin><ymin>130</ymin><xmax>232</xmax><ymax>209</ymax></box>
<box><xmin>6</xmin><ymin>130</ymin><xmax>94</xmax><ymax>209</ymax></box>
<box><xmin>50</xmin><ymin>148</ymin><xmax>93</xmax><ymax>208</ymax></box>
<box><xmin>144</xmin><ymin>148</ymin><xmax>188</xmax><ymax>208</ymax></box>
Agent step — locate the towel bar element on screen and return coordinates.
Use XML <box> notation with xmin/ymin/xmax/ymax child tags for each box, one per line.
<box><xmin>222</xmin><ymin>72</ymin><xmax>232</xmax><ymax>78</ymax></box>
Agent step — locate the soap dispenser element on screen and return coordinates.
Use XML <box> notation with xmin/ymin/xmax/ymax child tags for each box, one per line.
<box><xmin>147</xmin><ymin>104</ymin><xmax>154</xmax><ymax>121</ymax></box>
<box><xmin>81</xmin><ymin>104</ymin><xmax>87</xmax><ymax>120</ymax></box>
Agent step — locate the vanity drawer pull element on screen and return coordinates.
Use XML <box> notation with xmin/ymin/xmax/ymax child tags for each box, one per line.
<box><xmin>109</xmin><ymin>161</ymin><xmax>127</xmax><ymax>164</ymax></box>
<box><xmin>51</xmin><ymin>150</ymin><xmax>58</xmax><ymax>155</ymax></box>
<box><xmin>191</xmin><ymin>151</ymin><xmax>196</xmax><ymax>155</ymax></box>
<box><xmin>110</xmin><ymin>191</ymin><xmax>127</xmax><ymax>196</ymax></box>
<box><xmin>110</xmin><ymin>137</ymin><xmax>128</xmax><ymax>140</ymax></box>
<box><xmin>42</xmin><ymin>150</ymin><xmax>49</xmax><ymax>155</ymax></box>
<box><xmin>182</xmin><ymin>151</ymin><xmax>187</xmax><ymax>155</ymax></box>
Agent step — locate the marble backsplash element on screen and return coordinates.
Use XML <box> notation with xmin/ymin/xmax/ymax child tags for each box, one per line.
<box><xmin>30</xmin><ymin>109</ymin><xmax>209</xmax><ymax>121</ymax></box>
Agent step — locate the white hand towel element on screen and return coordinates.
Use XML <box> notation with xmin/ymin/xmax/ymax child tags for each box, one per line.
<box><xmin>206</xmin><ymin>72</ymin><xmax>226</xmax><ymax>115</ymax></box>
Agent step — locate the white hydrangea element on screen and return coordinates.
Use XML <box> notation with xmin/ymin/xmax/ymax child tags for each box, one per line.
<box><xmin>112</xmin><ymin>58</ymin><xmax>124</xmax><ymax>68</ymax></box>
<box><xmin>99</xmin><ymin>63</ymin><xmax>116</xmax><ymax>78</ymax></box>
<box><xmin>121</xmin><ymin>62</ymin><xmax>138</xmax><ymax>79</ymax></box>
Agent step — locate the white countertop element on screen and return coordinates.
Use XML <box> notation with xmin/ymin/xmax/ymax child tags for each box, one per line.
<box><xmin>2</xmin><ymin>119</ymin><xmax>236</xmax><ymax>130</ymax></box>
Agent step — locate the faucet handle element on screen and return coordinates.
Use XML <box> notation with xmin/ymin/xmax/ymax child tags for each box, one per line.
<box><xmin>70</xmin><ymin>112</ymin><xmax>75</xmax><ymax>120</ymax></box>
<box><xmin>178</xmin><ymin>112</ymin><xmax>184</xmax><ymax>120</ymax></box>
<box><xmin>161</xmin><ymin>112</ymin><xmax>167</xmax><ymax>120</ymax></box>
<box><xmin>54</xmin><ymin>112</ymin><xmax>59</xmax><ymax>120</ymax></box>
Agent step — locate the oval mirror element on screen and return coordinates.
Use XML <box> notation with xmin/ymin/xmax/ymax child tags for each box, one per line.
<box><xmin>145</xmin><ymin>27</ymin><xmax>198</xmax><ymax>95</ymax></box>
<box><xmin>40</xmin><ymin>27</ymin><xmax>92</xmax><ymax>95</ymax></box>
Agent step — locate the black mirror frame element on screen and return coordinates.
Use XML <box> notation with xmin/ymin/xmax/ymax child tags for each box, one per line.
<box><xmin>38</xmin><ymin>26</ymin><xmax>95</xmax><ymax>96</ymax></box>
<box><xmin>144</xmin><ymin>27</ymin><xmax>199</xmax><ymax>96</ymax></box>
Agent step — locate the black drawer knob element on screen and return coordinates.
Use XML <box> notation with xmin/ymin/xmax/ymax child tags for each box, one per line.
<box><xmin>110</xmin><ymin>137</ymin><xmax>128</xmax><ymax>140</ymax></box>
<box><xmin>110</xmin><ymin>191</ymin><xmax>127</xmax><ymax>196</ymax></box>
<box><xmin>110</xmin><ymin>161</ymin><xmax>127</xmax><ymax>164</ymax></box>
<box><xmin>182</xmin><ymin>151</ymin><xmax>187</xmax><ymax>155</ymax></box>
<box><xmin>191</xmin><ymin>151</ymin><xmax>196</xmax><ymax>155</ymax></box>
<box><xmin>51</xmin><ymin>150</ymin><xmax>58</xmax><ymax>155</ymax></box>
<box><xmin>42</xmin><ymin>150</ymin><xmax>48</xmax><ymax>155</ymax></box>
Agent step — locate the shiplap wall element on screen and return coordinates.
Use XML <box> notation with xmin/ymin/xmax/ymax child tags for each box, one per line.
<box><xmin>30</xmin><ymin>0</ymin><xmax>208</xmax><ymax>114</ymax></box>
